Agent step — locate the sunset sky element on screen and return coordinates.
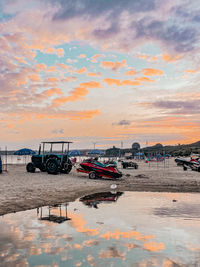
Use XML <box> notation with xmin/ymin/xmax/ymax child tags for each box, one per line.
<box><xmin>0</xmin><ymin>0</ymin><xmax>200</xmax><ymax>149</ymax></box>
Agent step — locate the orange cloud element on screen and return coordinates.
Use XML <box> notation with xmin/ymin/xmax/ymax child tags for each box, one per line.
<box><xmin>139</xmin><ymin>54</ymin><xmax>157</xmax><ymax>61</ymax></box>
<box><xmin>35</xmin><ymin>63</ymin><xmax>47</xmax><ymax>72</ymax></box>
<box><xmin>80</xmin><ymin>81</ymin><xmax>101</xmax><ymax>89</ymax></box>
<box><xmin>61</xmin><ymin>76</ymin><xmax>77</xmax><ymax>82</ymax></box>
<box><xmin>46</xmin><ymin>77</ymin><xmax>59</xmax><ymax>83</ymax></box>
<box><xmin>162</xmin><ymin>54</ymin><xmax>181</xmax><ymax>62</ymax></box>
<box><xmin>47</xmin><ymin>66</ymin><xmax>56</xmax><ymax>72</ymax></box>
<box><xmin>101</xmin><ymin>60</ymin><xmax>126</xmax><ymax>70</ymax></box>
<box><xmin>91</xmin><ymin>54</ymin><xmax>102</xmax><ymax>63</ymax></box>
<box><xmin>69</xmin><ymin>212</ymin><xmax>99</xmax><ymax>235</ymax></box>
<box><xmin>43</xmin><ymin>88</ymin><xmax>62</xmax><ymax>96</ymax></box>
<box><xmin>125</xmin><ymin>69</ymin><xmax>136</xmax><ymax>75</ymax></box>
<box><xmin>77</xmin><ymin>67</ymin><xmax>87</xmax><ymax>74</ymax></box>
<box><xmin>87</xmin><ymin>72</ymin><xmax>101</xmax><ymax>77</ymax></box>
<box><xmin>52</xmin><ymin>81</ymin><xmax>101</xmax><ymax>106</ymax></box>
<box><xmin>78</xmin><ymin>54</ymin><xmax>86</xmax><ymax>58</ymax></box>
<box><xmin>69</xmin><ymin>110</ymin><xmax>101</xmax><ymax>120</ymax></box>
<box><xmin>29</xmin><ymin>74</ymin><xmax>41</xmax><ymax>82</ymax></box>
<box><xmin>100</xmin><ymin>230</ymin><xmax>155</xmax><ymax>241</ymax></box>
<box><xmin>103</xmin><ymin>78</ymin><xmax>121</xmax><ymax>86</ymax></box>
<box><xmin>44</xmin><ymin>47</ymin><xmax>64</xmax><ymax>57</ymax></box>
<box><xmin>143</xmin><ymin>68</ymin><xmax>163</xmax><ymax>76</ymax></box>
<box><xmin>185</xmin><ymin>69</ymin><xmax>197</xmax><ymax>73</ymax></box>
<box><xmin>135</xmin><ymin>77</ymin><xmax>155</xmax><ymax>82</ymax></box>
<box><xmin>143</xmin><ymin>241</ymin><xmax>165</xmax><ymax>252</ymax></box>
<box><xmin>103</xmin><ymin>78</ymin><xmax>140</xmax><ymax>86</ymax></box>
<box><xmin>121</xmin><ymin>80</ymin><xmax>140</xmax><ymax>86</ymax></box>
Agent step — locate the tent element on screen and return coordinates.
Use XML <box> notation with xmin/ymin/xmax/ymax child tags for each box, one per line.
<box><xmin>68</xmin><ymin>150</ymin><xmax>82</xmax><ymax>157</ymax></box>
<box><xmin>14</xmin><ymin>148</ymin><xmax>36</xmax><ymax>155</ymax></box>
<box><xmin>88</xmin><ymin>149</ymin><xmax>104</xmax><ymax>155</ymax></box>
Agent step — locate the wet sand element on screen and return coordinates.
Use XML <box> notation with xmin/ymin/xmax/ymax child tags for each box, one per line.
<box><xmin>0</xmin><ymin>158</ymin><xmax>200</xmax><ymax>216</ymax></box>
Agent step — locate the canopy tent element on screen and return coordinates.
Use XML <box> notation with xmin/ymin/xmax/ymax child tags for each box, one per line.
<box><xmin>88</xmin><ymin>149</ymin><xmax>104</xmax><ymax>155</ymax></box>
<box><xmin>68</xmin><ymin>150</ymin><xmax>82</xmax><ymax>157</ymax></box>
<box><xmin>14</xmin><ymin>148</ymin><xmax>36</xmax><ymax>155</ymax></box>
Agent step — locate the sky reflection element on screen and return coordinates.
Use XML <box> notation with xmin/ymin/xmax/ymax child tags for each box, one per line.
<box><xmin>0</xmin><ymin>191</ymin><xmax>200</xmax><ymax>266</ymax></box>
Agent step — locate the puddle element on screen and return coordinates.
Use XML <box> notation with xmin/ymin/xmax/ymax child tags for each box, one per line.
<box><xmin>0</xmin><ymin>191</ymin><xmax>200</xmax><ymax>266</ymax></box>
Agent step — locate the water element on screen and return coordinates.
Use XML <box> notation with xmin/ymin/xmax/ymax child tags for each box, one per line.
<box><xmin>0</xmin><ymin>191</ymin><xmax>200</xmax><ymax>267</ymax></box>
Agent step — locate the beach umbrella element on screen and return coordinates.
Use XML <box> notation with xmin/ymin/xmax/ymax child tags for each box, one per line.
<box><xmin>68</xmin><ymin>150</ymin><xmax>82</xmax><ymax>157</ymax></box>
<box><xmin>88</xmin><ymin>149</ymin><xmax>104</xmax><ymax>155</ymax></box>
<box><xmin>14</xmin><ymin>148</ymin><xmax>36</xmax><ymax>155</ymax></box>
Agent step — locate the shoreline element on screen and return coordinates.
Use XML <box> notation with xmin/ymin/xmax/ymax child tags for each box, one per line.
<box><xmin>0</xmin><ymin>159</ymin><xmax>200</xmax><ymax>216</ymax></box>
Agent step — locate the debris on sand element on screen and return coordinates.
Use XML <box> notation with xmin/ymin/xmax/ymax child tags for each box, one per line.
<box><xmin>134</xmin><ymin>174</ymin><xmax>149</xmax><ymax>179</ymax></box>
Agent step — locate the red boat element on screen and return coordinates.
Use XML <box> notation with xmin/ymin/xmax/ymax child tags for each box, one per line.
<box><xmin>76</xmin><ymin>158</ymin><xmax>122</xmax><ymax>179</ymax></box>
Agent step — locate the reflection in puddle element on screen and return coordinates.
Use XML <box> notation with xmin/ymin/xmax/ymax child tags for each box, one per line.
<box><xmin>79</xmin><ymin>191</ymin><xmax>123</xmax><ymax>208</ymax></box>
<box><xmin>0</xmin><ymin>191</ymin><xmax>200</xmax><ymax>266</ymax></box>
<box><xmin>38</xmin><ymin>204</ymin><xmax>71</xmax><ymax>223</ymax></box>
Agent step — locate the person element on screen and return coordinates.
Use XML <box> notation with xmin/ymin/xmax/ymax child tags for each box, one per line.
<box><xmin>72</xmin><ymin>157</ymin><xmax>77</xmax><ymax>166</ymax></box>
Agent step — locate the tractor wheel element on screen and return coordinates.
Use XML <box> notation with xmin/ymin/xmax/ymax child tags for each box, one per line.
<box><xmin>89</xmin><ymin>171</ymin><xmax>97</xmax><ymax>179</ymax></box>
<box><xmin>39</xmin><ymin>164</ymin><xmax>46</xmax><ymax>172</ymax></box>
<box><xmin>46</xmin><ymin>158</ymin><xmax>59</xmax><ymax>174</ymax></box>
<box><xmin>62</xmin><ymin>158</ymin><xmax>73</xmax><ymax>174</ymax></box>
<box><xmin>183</xmin><ymin>166</ymin><xmax>187</xmax><ymax>171</ymax></box>
<box><xmin>26</xmin><ymin>162</ymin><xmax>36</xmax><ymax>173</ymax></box>
<box><xmin>134</xmin><ymin>165</ymin><xmax>138</xmax><ymax>169</ymax></box>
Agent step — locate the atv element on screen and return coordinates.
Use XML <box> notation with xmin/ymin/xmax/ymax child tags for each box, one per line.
<box><xmin>26</xmin><ymin>141</ymin><xmax>73</xmax><ymax>175</ymax></box>
<box><xmin>121</xmin><ymin>160</ymin><xmax>138</xmax><ymax>169</ymax></box>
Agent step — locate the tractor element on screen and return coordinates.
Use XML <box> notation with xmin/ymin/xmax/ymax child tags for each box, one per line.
<box><xmin>26</xmin><ymin>141</ymin><xmax>73</xmax><ymax>175</ymax></box>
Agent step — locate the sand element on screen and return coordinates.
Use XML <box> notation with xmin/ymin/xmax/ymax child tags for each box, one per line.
<box><xmin>0</xmin><ymin>158</ymin><xmax>200</xmax><ymax>216</ymax></box>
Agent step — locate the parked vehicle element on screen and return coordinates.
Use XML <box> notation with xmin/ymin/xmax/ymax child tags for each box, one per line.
<box><xmin>121</xmin><ymin>160</ymin><xmax>138</xmax><ymax>169</ymax></box>
<box><xmin>26</xmin><ymin>141</ymin><xmax>73</xmax><ymax>175</ymax></box>
<box><xmin>77</xmin><ymin>158</ymin><xmax>122</xmax><ymax>179</ymax></box>
<box><xmin>175</xmin><ymin>157</ymin><xmax>200</xmax><ymax>172</ymax></box>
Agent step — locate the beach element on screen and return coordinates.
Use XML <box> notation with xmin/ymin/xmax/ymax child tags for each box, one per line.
<box><xmin>0</xmin><ymin>158</ymin><xmax>200</xmax><ymax>216</ymax></box>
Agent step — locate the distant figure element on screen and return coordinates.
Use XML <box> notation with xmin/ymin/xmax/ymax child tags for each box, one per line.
<box><xmin>72</xmin><ymin>157</ymin><xmax>77</xmax><ymax>166</ymax></box>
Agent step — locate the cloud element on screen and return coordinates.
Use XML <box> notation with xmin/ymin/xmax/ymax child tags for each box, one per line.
<box><xmin>90</xmin><ymin>54</ymin><xmax>103</xmax><ymax>63</ymax></box>
<box><xmin>44</xmin><ymin>47</ymin><xmax>64</xmax><ymax>57</ymax></box>
<box><xmin>142</xmin><ymin>68</ymin><xmax>163</xmax><ymax>76</ymax></box>
<box><xmin>77</xmin><ymin>67</ymin><xmax>87</xmax><ymax>74</ymax></box>
<box><xmin>113</xmin><ymin>120</ymin><xmax>132</xmax><ymax>126</ymax></box>
<box><xmin>151</xmin><ymin>100</ymin><xmax>200</xmax><ymax>114</ymax></box>
<box><xmin>78</xmin><ymin>54</ymin><xmax>86</xmax><ymax>58</ymax></box>
<box><xmin>139</xmin><ymin>54</ymin><xmax>157</xmax><ymax>61</ymax></box>
<box><xmin>162</xmin><ymin>54</ymin><xmax>181</xmax><ymax>62</ymax></box>
<box><xmin>101</xmin><ymin>60</ymin><xmax>126</xmax><ymax>71</ymax></box>
<box><xmin>28</xmin><ymin>74</ymin><xmax>41</xmax><ymax>82</ymax></box>
<box><xmin>87</xmin><ymin>72</ymin><xmax>101</xmax><ymax>77</ymax></box>
<box><xmin>125</xmin><ymin>69</ymin><xmax>136</xmax><ymax>76</ymax></box>
<box><xmin>135</xmin><ymin>77</ymin><xmax>155</xmax><ymax>82</ymax></box>
<box><xmin>52</xmin><ymin>81</ymin><xmax>101</xmax><ymax>106</ymax></box>
<box><xmin>103</xmin><ymin>78</ymin><xmax>140</xmax><ymax>86</ymax></box>
<box><xmin>51</xmin><ymin>129</ymin><xmax>64</xmax><ymax>134</ymax></box>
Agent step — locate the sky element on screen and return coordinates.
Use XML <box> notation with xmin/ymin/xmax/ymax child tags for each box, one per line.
<box><xmin>0</xmin><ymin>0</ymin><xmax>200</xmax><ymax>150</ymax></box>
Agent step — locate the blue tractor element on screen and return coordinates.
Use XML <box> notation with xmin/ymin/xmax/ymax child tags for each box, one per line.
<box><xmin>26</xmin><ymin>141</ymin><xmax>73</xmax><ymax>175</ymax></box>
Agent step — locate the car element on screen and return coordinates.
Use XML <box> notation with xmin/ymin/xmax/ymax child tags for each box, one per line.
<box><xmin>26</xmin><ymin>141</ymin><xmax>73</xmax><ymax>175</ymax></box>
<box><xmin>121</xmin><ymin>160</ymin><xmax>138</xmax><ymax>169</ymax></box>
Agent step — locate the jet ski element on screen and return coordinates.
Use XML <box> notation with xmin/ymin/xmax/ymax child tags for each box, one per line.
<box><xmin>175</xmin><ymin>157</ymin><xmax>200</xmax><ymax>172</ymax></box>
<box><xmin>76</xmin><ymin>158</ymin><xmax>122</xmax><ymax>179</ymax></box>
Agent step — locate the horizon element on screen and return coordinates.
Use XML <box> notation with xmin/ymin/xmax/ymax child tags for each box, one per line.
<box><xmin>1</xmin><ymin>0</ymin><xmax>200</xmax><ymax>149</ymax></box>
